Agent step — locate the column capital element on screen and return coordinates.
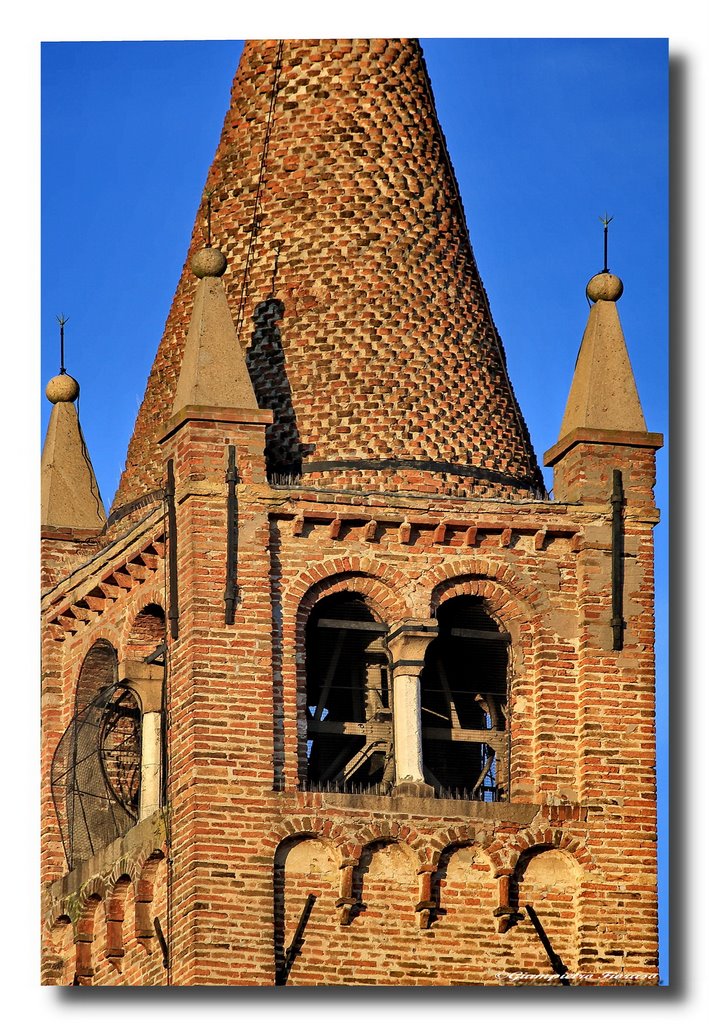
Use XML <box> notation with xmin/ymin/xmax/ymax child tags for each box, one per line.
<box><xmin>387</xmin><ymin>619</ymin><xmax>438</xmax><ymax>672</ymax></box>
<box><xmin>117</xmin><ymin>659</ymin><xmax>164</xmax><ymax>713</ymax></box>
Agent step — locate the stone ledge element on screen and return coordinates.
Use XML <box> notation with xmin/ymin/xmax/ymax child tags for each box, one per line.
<box><xmin>280</xmin><ymin>790</ymin><xmax>541</xmax><ymax>823</ymax></box>
<box><xmin>47</xmin><ymin>811</ymin><xmax>166</xmax><ymax>907</ymax></box>
<box><xmin>544</xmin><ymin>427</ymin><xmax>664</xmax><ymax>467</ymax></box>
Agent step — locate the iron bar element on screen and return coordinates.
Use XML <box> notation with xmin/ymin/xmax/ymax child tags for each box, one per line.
<box><xmin>277</xmin><ymin>893</ymin><xmax>316</xmax><ymax>985</ymax></box>
<box><xmin>599</xmin><ymin>212</ymin><xmax>613</xmax><ymax>273</ymax></box>
<box><xmin>56</xmin><ymin>313</ymin><xmax>69</xmax><ymax>374</ymax></box>
<box><xmin>611</xmin><ymin>468</ymin><xmax>624</xmax><ymax>650</ymax></box>
<box><xmin>153</xmin><ymin>916</ymin><xmax>169</xmax><ymax>970</ymax></box>
<box><xmin>166</xmin><ymin>460</ymin><xmax>179</xmax><ymax>640</ymax></box>
<box><xmin>525</xmin><ymin>904</ymin><xmax>571</xmax><ymax>985</ymax></box>
<box><xmin>224</xmin><ymin>445</ymin><xmax>238</xmax><ymax>625</ymax></box>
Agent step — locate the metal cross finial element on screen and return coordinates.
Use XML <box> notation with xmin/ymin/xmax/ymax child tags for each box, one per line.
<box><xmin>599</xmin><ymin>212</ymin><xmax>613</xmax><ymax>273</ymax></box>
<box><xmin>203</xmin><ymin>188</ymin><xmax>215</xmax><ymax>247</ymax></box>
<box><xmin>56</xmin><ymin>313</ymin><xmax>69</xmax><ymax>374</ymax></box>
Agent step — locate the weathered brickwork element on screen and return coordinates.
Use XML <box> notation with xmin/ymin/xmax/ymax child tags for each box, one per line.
<box><xmin>113</xmin><ymin>38</ymin><xmax>542</xmax><ymax>512</ymax></box>
<box><xmin>41</xmin><ymin>38</ymin><xmax>661</xmax><ymax>987</ymax></box>
<box><xmin>42</xmin><ymin>447</ymin><xmax>660</xmax><ymax>984</ymax></box>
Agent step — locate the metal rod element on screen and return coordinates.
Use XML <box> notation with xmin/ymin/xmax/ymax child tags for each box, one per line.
<box><xmin>56</xmin><ymin>313</ymin><xmax>69</xmax><ymax>374</ymax></box>
<box><xmin>599</xmin><ymin>212</ymin><xmax>613</xmax><ymax>273</ymax></box>
<box><xmin>224</xmin><ymin>445</ymin><xmax>238</xmax><ymax>625</ymax></box>
<box><xmin>153</xmin><ymin>916</ymin><xmax>169</xmax><ymax>970</ymax></box>
<box><xmin>277</xmin><ymin>893</ymin><xmax>316</xmax><ymax>985</ymax></box>
<box><xmin>525</xmin><ymin>904</ymin><xmax>571</xmax><ymax>985</ymax></box>
<box><xmin>611</xmin><ymin>468</ymin><xmax>624</xmax><ymax>650</ymax></box>
<box><xmin>166</xmin><ymin>460</ymin><xmax>179</xmax><ymax>641</ymax></box>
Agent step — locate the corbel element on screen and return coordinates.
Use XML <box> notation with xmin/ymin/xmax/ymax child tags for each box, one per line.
<box><xmin>493</xmin><ymin>870</ymin><xmax>523</xmax><ymax>933</ymax></box>
<box><xmin>398</xmin><ymin>520</ymin><xmax>412</xmax><ymax>544</ymax></box>
<box><xmin>432</xmin><ymin>522</ymin><xmax>447</xmax><ymax>544</ymax></box>
<box><xmin>415</xmin><ymin>863</ymin><xmax>437</xmax><ymax>929</ymax></box>
<box><xmin>336</xmin><ymin>855</ymin><xmax>359</xmax><ymax>925</ymax></box>
<box><xmin>363</xmin><ymin>519</ymin><xmax>378</xmax><ymax>541</ymax></box>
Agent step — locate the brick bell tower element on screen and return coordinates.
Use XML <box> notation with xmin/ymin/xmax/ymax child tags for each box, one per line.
<box><xmin>41</xmin><ymin>39</ymin><xmax>662</xmax><ymax>986</ymax></box>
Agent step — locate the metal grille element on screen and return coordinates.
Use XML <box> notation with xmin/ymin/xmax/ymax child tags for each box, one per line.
<box><xmin>51</xmin><ymin>684</ymin><xmax>141</xmax><ymax>870</ymax></box>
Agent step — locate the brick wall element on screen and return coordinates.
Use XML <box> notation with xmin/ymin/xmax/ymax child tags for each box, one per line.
<box><xmin>41</xmin><ymin>441</ymin><xmax>659</xmax><ymax>985</ymax></box>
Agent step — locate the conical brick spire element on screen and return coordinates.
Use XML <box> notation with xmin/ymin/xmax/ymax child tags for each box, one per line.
<box><xmin>113</xmin><ymin>38</ymin><xmax>543</xmax><ymax>512</ymax></box>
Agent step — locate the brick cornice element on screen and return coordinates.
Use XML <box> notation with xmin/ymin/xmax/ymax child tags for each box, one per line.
<box><xmin>159</xmin><ymin>403</ymin><xmax>273</xmax><ymax>444</ymax></box>
<box><xmin>544</xmin><ymin>426</ymin><xmax>664</xmax><ymax>467</ymax></box>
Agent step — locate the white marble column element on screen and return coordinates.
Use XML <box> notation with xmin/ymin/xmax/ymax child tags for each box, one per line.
<box><xmin>139</xmin><ymin>711</ymin><xmax>162</xmax><ymax>819</ymax></box>
<box><xmin>118</xmin><ymin>659</ymin><xmax>164</xmax><ymax>821</ymax></box>
<box><xmin>386</xmin><ymin>621</ymin><xmax>438</xmax><ymax>796</ymax></box>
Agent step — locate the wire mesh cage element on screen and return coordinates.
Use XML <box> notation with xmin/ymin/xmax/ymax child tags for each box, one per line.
<box><xmin>51</xmin><ymin>684</ymin><xmax>141</xmax><ymax>871</ymax></box>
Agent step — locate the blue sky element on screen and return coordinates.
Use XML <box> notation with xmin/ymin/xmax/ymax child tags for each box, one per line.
<box><xmin>41</xmin><ymin>37</ymin><xmax>668</xmax><ymax>983</ymax></box>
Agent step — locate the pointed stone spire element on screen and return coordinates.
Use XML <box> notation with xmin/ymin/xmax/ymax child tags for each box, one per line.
<box><xmin>41</xmin><ymin>373</ymin><xmax>106</xmax><ymax>530</ymax></box>
<box><xmin>113</xmin><ymin>39</ymin><xmax>543</xmax><ymax>511</ymax></box>
<box><xmin>558</xmin><ymin>271</ymin><xmax>647</xmax><ymax>438</ymax></box>
<box><xmin>171</xmin><ymin>246</ymin><xmax>259</xmax><ymax>417</ymax></box>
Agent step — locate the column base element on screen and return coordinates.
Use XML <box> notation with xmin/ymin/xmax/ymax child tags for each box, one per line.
<box><xmin>392</xmin><ymin>781</ymin><xmax>435</xmax><ymax>798</ymax></box>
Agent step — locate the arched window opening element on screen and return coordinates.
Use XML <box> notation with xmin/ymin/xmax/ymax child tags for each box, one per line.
<box><xmin>51</xmin><ymin>641</ymin><xmax>142</xmax><ymax>870</ymax></box>
<box><xmin>305</xmin><ymin>593</ymin><xmax>392</xmax><ymax>791</ymax></box>
<box><xmin>420</xmin><ymin>596</ymin><xmax>509</xmax><ymax>800</ymax></box>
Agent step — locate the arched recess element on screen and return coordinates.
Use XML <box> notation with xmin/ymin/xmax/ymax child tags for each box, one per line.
<box><xmin>74</xmin><ymin>638</ymin><xmax>117</xmax><ymax>713</ymax></box>
<box><xmin>124</xmin><ymin>603</ymin><xmax>166</xmax><ymax>662</ymax></box>
<box><xmin>74</xmin><ymin>891</ymin><xmax>103</xmax><ymax>985</ymax></box>
<box><xmin>420</xmin><ymin>595</ymin><xmax>510</xmax><ymax>799</ymax></box>
<box><xmin>51</xmin><ymin>640</ymin><xmax>141</xmax><ymax>869</ymax></box>
<box><xmin>343</xmin><ymin>840</ymin><xmax>423</xmax><ymax>983</ymax></box>
<box><xmin>273</xmin><ymin>835</ymin><xmax>339</xmax><ymax>985</ymax></box>
<box><xmin>43</xmin><ymin>915</ymin><xmax>75</xmax><ymax>986</ymax></box>
<box><xmin>430</xmin><ymin>843</ymin><xmax>499</xmax><ymax>981</ymax></box>
<box><xmin>503</xmin><ymin>846</ymin><xmax>582</xmax><ymax>983</ymax></box>
<box><xmin>102</xmin><ymin>874</ymin><xmax>133</xmax><ymax>976</ymax></box>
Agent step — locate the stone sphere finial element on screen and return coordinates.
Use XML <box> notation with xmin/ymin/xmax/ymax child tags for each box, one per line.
<box><xmin>586</xmin><ymin>272</ymin><xmax>624</xmax><ymax>303</ymax></box>
<box><xmin>46</xmin><ymin>373</ymin><xmax>80</xmax><ymax>404</ymax></box>
<box><xmin>191</xmin><ymin>246</ymin><xmax>227</xmax><ymax>279</ymax></box>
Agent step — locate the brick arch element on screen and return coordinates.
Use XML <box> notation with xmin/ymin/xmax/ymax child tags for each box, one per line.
<box><xmin>280</xmin><ymin>561</ymin><xmax>410</xmax><ymax>790</ymax></box>
<box><xmin>490</xmin><ymin>827</ymin><xmax>593</xmax><ymax>874</ymax></box>
<box><xmin>74</xmin><ymin>888</ymin><xmax>104</xmax><ymax>984</ymax></box>
<box><xmin>72</xmin><ymin>638</ymin><xmax>118</xmax><ymax>715</ymax></box>
<box><xmin>436</xmin><ymin>837</ymin><xmax>495</xmax><ymax>870</ymax></box>
<box><xmin>350</xmin><ymin>820</ymin><xmax>423</xmax><ymax>859</ymax></box>
<box><xmin>104</xmin><ymin>873</ymin><xmax>133</xmax><ymax>972</ymax></box>
<box><xmin>118</xmin><ymin>588</ymin><xmax>166</xmax><ymax>660</ymax></box>
<box><xmin>78</xmin><ymin>875</ymin><xmax>108</xmax><ymax>911</ymax></box>
<box><xmin>422</xmin><ymin>557</ymin><xmax>550</xmax><ymax>622</ymax></box>
<box><xmin>284</xmin><ymin>557</ymin><xmax>411</xmax><ymax>627</ymax></box>
<box><xmin>428</xmin><ymin>823</ymin><xmax>497</xmax><ymax>869</ymax></box>
<box><xmin>105</xmin><ymin>854</ymin><xmax>140</xmax><ymax>892</ymax></box>
<box><xmin>265</xmin><ymin>816</ymin><xmax>350</xmax><ymax>854</ymax></box>
<box><xmin>133</xmin><ymin>849</ymin><xmax>166</xmax><ymax>950</ymax></box>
